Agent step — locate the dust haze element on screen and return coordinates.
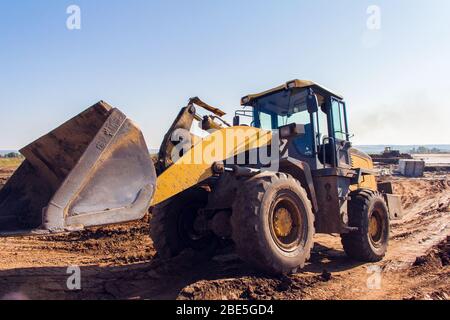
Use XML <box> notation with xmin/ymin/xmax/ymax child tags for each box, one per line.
<box><xmin>351</xmin><ymin>92</ymin><xmax>450</xmax><ymax>146</ymax></box>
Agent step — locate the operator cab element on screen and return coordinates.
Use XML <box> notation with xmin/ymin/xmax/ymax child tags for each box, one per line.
<box><xmin>239</xmin><ymin>80</ymin><xmax>352</xmax><ymax>170</ymax></box>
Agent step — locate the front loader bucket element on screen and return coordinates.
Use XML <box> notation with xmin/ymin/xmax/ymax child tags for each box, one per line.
<box><xmin>0</xmin><ymin>101</ymin><xmax>156</xmax><ymax>235</ymax></box>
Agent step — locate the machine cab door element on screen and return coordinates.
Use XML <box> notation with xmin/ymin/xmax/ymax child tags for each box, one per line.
<box><xmin>330</xmin><ymin>98</ymin><xmax>352</xmax><ymax>168</ymax></box>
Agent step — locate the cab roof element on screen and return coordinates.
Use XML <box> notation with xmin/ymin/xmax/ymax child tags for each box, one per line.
<box><xmin>241</xmin><ymin>79</ymin><xmax>344</xmax><ymax>106</ymax></box>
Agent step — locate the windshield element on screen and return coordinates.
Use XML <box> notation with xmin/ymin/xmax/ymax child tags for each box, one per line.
<box><xmin>254</xmin><ymin>89</ymin><xmax>310</xmax><ymax>130</ymax></box>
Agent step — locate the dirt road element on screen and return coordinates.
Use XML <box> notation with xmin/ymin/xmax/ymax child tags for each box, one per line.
<box><xmin>0</xmin><ymin>169</ymin><xmax>448</xmax><ymax>300</ymax></box>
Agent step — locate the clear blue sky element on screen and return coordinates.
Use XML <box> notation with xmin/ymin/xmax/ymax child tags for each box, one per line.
<box><xmin>1</xmin><ymin>0</ymin><xmax>449</xmax><ymax>149</ymax></box>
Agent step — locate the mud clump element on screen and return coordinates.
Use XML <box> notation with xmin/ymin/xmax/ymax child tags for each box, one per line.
<box><xmin>179</xmin><ymin>276</ymin><xmax>301</xmax><ymax>300</ymax></box>
<box><xmin>40</xmin><ymin>216</ymin><xmax>154</xmax><ymax>265</ymax></box>
<box><xmin>405</xmin><ymin>237</ymin><xmax>450</xmax><ymax>300</ymax></box>
<box><xmin>391</xmin><ymin>177</ymin><xmax>448</xmax><ymax>209</ymax></box>
<box><xmin>178</xmin><ymin>271</ymin><xmax>333</xmax><ymax>301</ymax></box>
<box><xmin>412</xmin><ymin>237</ymin><xmax>449</xmax><ymax>271</ymax></box>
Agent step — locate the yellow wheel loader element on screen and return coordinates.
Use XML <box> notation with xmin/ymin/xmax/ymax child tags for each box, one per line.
<box><xmin>0</xmin><ymin>80</ymin><xmax>403</xmax><ymax>275</ymax></box>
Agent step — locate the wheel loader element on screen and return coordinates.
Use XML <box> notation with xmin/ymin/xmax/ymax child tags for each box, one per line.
<box><xmin>0</xmin><ymin>79</ymin><xmax>403</xmax><ymax>275</ymax></box>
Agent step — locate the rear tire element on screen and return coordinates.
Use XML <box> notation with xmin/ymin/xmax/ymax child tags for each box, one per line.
<box><xmin>150</xmin><ymin>188</ymin><xmax>217</xmax><ymax>259</ymax></box>
<box><xmin>341</xmin><ymin>189</ymin><xmax>390</xmax><ymax>262</ymax></box>
<box><xmin>231</xmin><ymin>172</ymin><xmax>315</xmax><ymax>275</ymax></box>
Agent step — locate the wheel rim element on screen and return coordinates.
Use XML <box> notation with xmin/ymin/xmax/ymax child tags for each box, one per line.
<box><xmin>273</xmin><ymin>207</ymin><xmax>293</xmax><ymax>238</ymax></box>
<box><xmin>269</xmin><ymin>192</ymin><xmax>306</xmax><ymax>252</ymax></box>
<box><xmin>369</xmin><ymin>209</ymin><xmax>384</xmax><ymax>245</ymax></box>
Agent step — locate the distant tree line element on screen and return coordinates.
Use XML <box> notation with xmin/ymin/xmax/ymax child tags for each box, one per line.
<box><xmin>0</xmin><ymin>152</ymin><xmax>23</xmax><ymax>158</ymax></box>
<box><xmin>409</xmin><ymin>146</ymin><xmax>444</xmax><ymax>154</ymax></box>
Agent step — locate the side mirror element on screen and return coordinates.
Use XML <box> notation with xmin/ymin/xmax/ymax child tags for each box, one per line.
<box><xmin>233</xmin><ymin>116</ymin><xmax>240</xmax><ymax>126</ymax></box>
<box><xmin>307</xmin><ymin>90</ymin><xmax>319</xmax><ymax>114</ymax></box>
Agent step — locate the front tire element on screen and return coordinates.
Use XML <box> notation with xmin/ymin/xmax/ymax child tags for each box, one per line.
<box><xmin>231</xmin><ymin>172</ymin><xmax>315</xmax><ymax>275</ymax></box>
<box><xmin>150</xmin><ymin>188</ymin><xmax>217</xmax><ymax>259</ymax></box>
<box><xmin>341</xmin><ymin>189</ymin><xmax>390</xmax><ymax>262</ymax></box>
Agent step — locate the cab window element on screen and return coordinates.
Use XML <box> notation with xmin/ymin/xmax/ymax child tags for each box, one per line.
<box><xmin>259</xmin><ymin>111</ymin><xmax>274</xmax><ymax>130</ymax></box>
<box><xmin>331</xmin><ymin>100</ymin><xmax>348</xmax><ymax>141</ymax></box>
<box><xmin>315</xmin><ymin>108</ymin><xmax>329</xmax><ymax>142</ymax></box>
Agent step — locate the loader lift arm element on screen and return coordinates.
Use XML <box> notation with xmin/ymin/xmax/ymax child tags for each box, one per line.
<box><xmin>155</xmin><ymin>97</ymin><xmax>229</xmax><ymax>175</ymax></box>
